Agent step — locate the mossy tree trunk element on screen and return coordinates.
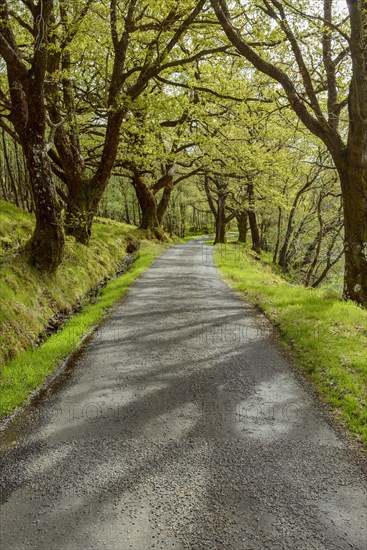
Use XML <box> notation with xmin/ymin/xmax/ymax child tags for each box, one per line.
<box><xmin>132</xmin><ymin>170</ymin><xmax>164</xmax><ymax>240</ymax></box>
<box><xmin>338</xmin><ymin>164</ymin><xmax>367</xmax><ymax>304</ymax></box>
<box><xmin>337</xmin><ymin>2</ymin><xmax>367</xmax><ymax>304</ymax></box>
<box><xmin>64</xmin><ymin>185</ymin><xmax>95</xmax><ymax>245</ymax></box>
<box><xmin>23</xmin><ymin>137</ymin><xmax>64</xmax><ymax>272</ymax></box>
<box><xmin>0</xmin><ymin>1</ymin><xmax>64</xmax><ymax>273</ymax></box>
<box><xmin>247</xmin><ymin>209</ymin><xmax>261</xmax><ymax>254</ymax></box>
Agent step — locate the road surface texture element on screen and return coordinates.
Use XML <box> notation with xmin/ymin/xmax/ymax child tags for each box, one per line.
<box><xmin>0</xmin><ymin>239</ymin><xmax>366</xmax><ymax>549</ymax></box>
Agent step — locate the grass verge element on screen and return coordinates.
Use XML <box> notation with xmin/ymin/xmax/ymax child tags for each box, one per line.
<box><xmin>214</xmin><ymin>243</ymin><xmax>367</xmax><ymax>447</ymax></box>
<box><xmin>0</xmin><ymin>244</ymin><xmax>165</xmax><ymax>417</ymax></box>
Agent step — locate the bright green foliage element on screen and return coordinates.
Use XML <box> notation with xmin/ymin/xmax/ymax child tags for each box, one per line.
<box><xmin>215</xmin><ymin>243</ymin><xmax>367</xmax><ymax>447</ymax></box>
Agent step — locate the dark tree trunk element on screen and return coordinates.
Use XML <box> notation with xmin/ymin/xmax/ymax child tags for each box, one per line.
<box><xmin>247</xmin><ymin>183</ymin><xmax>261</xmax><ymax>253</ymax></box>
<box><xmin>22</xmin><ymin>62</ymin><xmax>65</xmax><ymax>269</ymax></box>
<box><xmin>278</xmin><ymin>226</ymin><xmax>292</xmax><ymax>270</ymax></box>
<box><xmin>338</xmin><ymin>165</ymin><xmax>367</xmax><ymax>304</ymax></box>
<box><xmin>236</xmin><ymin>211</ymin><xmax>248</xmax><ymax>243</ymax></box>
<box><xmin>157</xmin><ymin>184</ymin><xmax>173</xmax><ymax>226</ymax></box>
<box><xmin>141</xmin><ymin>200</ymin><xmax>160</xmax><ymax>231</ymax></box>
<box><xmin>10</xmin><ymin>83</ymin><xmax>64</xmax><ymax>272</ymax></box>
<box><xmin>273</xmin><ymin>206</ymin><xmax>282</xmax><ymax>264</ymax></box>
<box><xmin>22</xmin><ymin>136</ymin><xmax>64</xmax><ymax>272</ymax></box>
<box><xmin>132</xmin><ymin>171</ymin><xmax>164</xmax><ymax>240</ymax></box>
<box><xmin>248</xmin><ymin>209</ymin><xmax>261</xmax><ymax>254</ymax></box>
<box><xmin>124</xmin><ymin>195</ymin><xmax>131</xmax><ymax>224</ymax></box>
<box><xmin>14</xmin><ymin>139</ymin><xmax>27</xmax><ymax>211</ymax></box>
<box><xmin>132</xmin><ymin>196</ymin><xmax>138</xmax><ymax>226</ymax></box>
<box><xmin>180</xmin><ymin>203</ymin><xmax>187</xmax><ymax>237</ymax></box>
<box><xmin>2</xmin><ymin>130</ymin><xmax>19</xmax><ymax>207</ymax></box>
<box><xmin>64</xmin><ymin>183</ymin><xmax>95</xmax><ymax>245</ymax></box>
<box><xmin>204</xmin><ymin>174</ymin><xmax>227</xmax><ymax>243</ymax></box>
<box><xmin>214</xmin><ymin>196</ymin><xmax>226</xmax><ymax>244</ymax></box>
<box><xmin>259</xmin><ymin>220</ymin><xmax>271</xmax><ymax>251</ymax></box>
<box><xmin>337</xmin><ymin>0</ymin><xmax>367</xmax><ymax>304</ymax></box>
<box><xmin>0</xmin><ymin>0</ymin><xmax>64</xmax><ymax>273</ymax></box>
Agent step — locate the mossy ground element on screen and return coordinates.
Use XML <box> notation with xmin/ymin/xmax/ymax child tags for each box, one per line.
<box><xmin>214</xmin><ymin>242</ymin><xmax>367</xmax><ymax>447</ymax></box>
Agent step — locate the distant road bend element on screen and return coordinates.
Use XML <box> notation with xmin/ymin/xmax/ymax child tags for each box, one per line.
<box><xmin>0</xmin><ymin>239</ymin><xmax>366</xmax><ymax>549</ymax></box>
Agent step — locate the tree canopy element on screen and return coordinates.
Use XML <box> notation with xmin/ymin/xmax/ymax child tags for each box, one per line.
<box><xmin>1</xmin><ymin>0</ymin><xmax>366</xmax><ymax>306</ymax></box>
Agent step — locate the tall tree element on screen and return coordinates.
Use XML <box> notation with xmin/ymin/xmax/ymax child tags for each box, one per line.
<box><xmin>204</xmin><ymin>174</ymin><xmax>236</xmax><ymax>243</ymax></box>
<box><xmin>211</xmin><ymin>0</ymin><xmax>367</xmax><ymax>306</ymax></box>
<box><xmin>45</xmin><ymin>0</ymin><xmax>227</xmax><ymax>244</ymax></box>
<box><xmin>0</xmin><ymin>0</ymin><xmax>64</xmax><ymax>272</ymax></box>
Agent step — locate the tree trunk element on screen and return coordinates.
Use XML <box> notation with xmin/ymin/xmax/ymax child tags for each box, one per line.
<box><xmin>180</xmin><ymin>203</ymin><xmax>187</xmax><ymax>237</ymax></box>
<box><xmin>157</xmin><ymin>184</ymin><xmax>173</xmax><ymax>226</ymax></box>
<box><xmin>0</xmin><ymin>0</ymin><xmax>64</xmax><ymax>272</ymax></box>
<box><xmin>259</xmin><ymin>220</ymin><xmax>270</xmax><ymax>251</ymax></box>
<box><xmin>13</xmin><ymin>84</ymin><xmax>64</xmax><ymax>271</ymax></box>
<box><xmin>273</xmin><ymin>206</ymin><xmax>282</xmax><ymax>264</ymax></box>
<box><xmin>214</xmin><ymin>196</ymin><xmax>226</xmax><ymax>244</ymax></box>
<box><xmin>336</xmin><ymin>0</ymin><xmax>367</xmax><ymax>304</ymax></box>
<box><xmin>124</xmin><ymin>195</ymin><xmax>131</xmax><ymax>224</ymax></box>
<box><xmin>339</xmin><ymin>166</ymin><xmax>367</xmax><ymax>304</ymax></box>
<box><xmin>247</xmin><ymin>183</ymin><xmax>261</xmax><ymax>253</ymax></box>
<box><xmin>278</xmin><ymin>224</ymin><xmax>292</xmax><ymax>270</ymax></box>
<box><xmin>236</xmin><ymin>211</ymin><xmax>248</xmax><ymax>243</ymax></box>
<box><xmin>248</xmin><ymin>209</ymin><xmax>261</xmax><ymax>254</ymax></box>
<box><xmin>23</xmin><ymin>138</ymin><xmax>64</xmax><ymax>272</ymax></box>
<box><xmin>132</xmin><ymin>171</ymin><xmax>164</xmax><ymax>240</ymax></box>
<box><xmin>64</xmin><ymin>183</ymin><xmax>95</xmax><ymax>245</ymax></box>
<box><xmin>2</xmin><ymin>130</ymin><xmax>19</xmax><ymax>207</ymax></box>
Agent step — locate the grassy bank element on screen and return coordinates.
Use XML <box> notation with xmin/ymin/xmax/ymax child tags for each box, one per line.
<box><xmin>0</xmin><ymin>200</ymin><xmax>165</xmax><ymax>417</ymax></box>
<box><xmin>214</xmin><ymin>243</ymin><xmax>367</xmax><ymax>447</ymax></box>
<box><xmin>0</xmin><ymin>246</ymin><xmax>164</xmax><ymax>417</ymax></box>
<box><xmin>0</xmin><ymin>200</ymin><xmax>155</xmax><ymax>365</ymax></box>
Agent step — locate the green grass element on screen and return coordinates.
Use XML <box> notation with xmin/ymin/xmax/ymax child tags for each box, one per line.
<box><xmin>214</xmin><ymin>243</ymin><xmax>367</xmax><ymax>447</ymax></box>
<box><xmin>0</xmin><ymin>245</ymin><xmax>164</xmax><ymax>416</ymax></box>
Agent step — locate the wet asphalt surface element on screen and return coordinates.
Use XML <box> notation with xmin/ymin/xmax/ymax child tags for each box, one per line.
<box><xmin>0</xmin><ymin>239</ymin><xmax>366</xmax><ymax>549</ymax></box>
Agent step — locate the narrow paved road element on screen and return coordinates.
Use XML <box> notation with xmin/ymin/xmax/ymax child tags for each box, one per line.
<box><xmin>1</xmin><ymin>240</ymin><xmax>366</xmax><ymax>549</ymax></box>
